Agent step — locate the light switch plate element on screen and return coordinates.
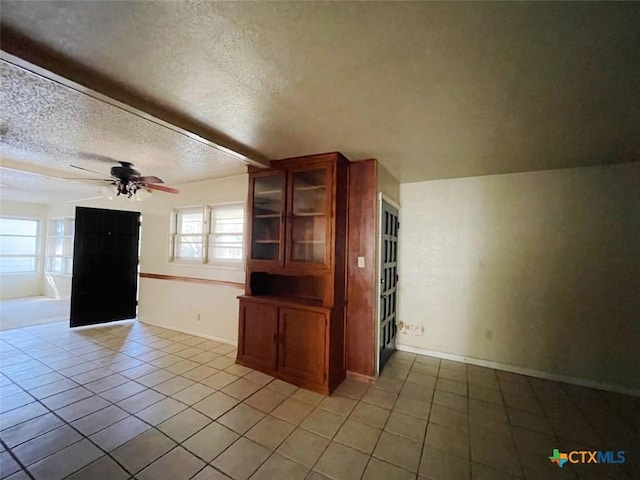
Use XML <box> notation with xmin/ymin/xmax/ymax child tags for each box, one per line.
<box><xmin>357</xmin><ymin>256</ymin><xmax>365</xmax><ymax>268</ymax></box>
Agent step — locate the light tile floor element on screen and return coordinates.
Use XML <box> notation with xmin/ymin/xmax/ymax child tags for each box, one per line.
<box><xmin>0</xmin><ymin>320</ymin><xmax>638</xmax><ymax>480</ymax></box>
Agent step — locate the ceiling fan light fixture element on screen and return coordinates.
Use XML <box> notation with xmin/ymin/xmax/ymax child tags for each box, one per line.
<box><xmin>68</xmin><ymin>160</ymin><xmax>178</xmax><ymax>199</ymax></box>
<box><xmin>135</xmin><ymin>188</ymin><xmax>152</xmax><ymax>201</ymax></box>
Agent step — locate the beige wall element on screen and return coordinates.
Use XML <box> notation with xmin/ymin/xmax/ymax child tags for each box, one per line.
<box><xmin>0</xmin><ymin>200</ymin><xmax>48</xmax><ymax>299</ymax></box>
<box><xmin>398</xmin><ymin>163</ymin><xmax>640</xmax><ymax>392</ymax></box>
<box><xmin>377</xmin><ymin>162</ymin><xmax>400</xmax><ymax>205</ymax></box>
<box><xmin>135</xmin><ymin>173</ymin><xmax>247</xmax><ymax>343</ymax></box>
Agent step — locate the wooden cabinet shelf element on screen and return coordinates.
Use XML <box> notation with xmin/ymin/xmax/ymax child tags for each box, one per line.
<box><xmin>238</xmin><ymin>153</ymin><xmax>349</xmax><ymax>395</ymax></box>
<box><xmin>255</xmin><ymin>189</ymin><xmax>281</xmax><ymax>195</ymax></box>
<box><xmin>293</xmin><ymin>212</ymin><xmax>326</xmax><ymax>217</ymax></box>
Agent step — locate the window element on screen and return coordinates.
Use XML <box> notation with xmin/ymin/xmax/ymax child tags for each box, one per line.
<box><xmin>171</xmin><ymin>204</ymin><xmax>244</xmax><ymax>265</ymax></box>
<box><xmin>209</xmin><ymin>204</ymin><xmax>244</xmax><ymax>264</ymax></box>
<box><xmin>173</xmin><ymin>207</ymin><xmax>205</xmax><ymax>261</ymax></box>
<box><xmin>0</xmin><ymin>217</ymin><xmax>41</xmax><ymax>273</ymax></box>
<box><xmin>46</xmin><ymin>217</ymin><xmax>75</xmax><ymax>275</ymax></box>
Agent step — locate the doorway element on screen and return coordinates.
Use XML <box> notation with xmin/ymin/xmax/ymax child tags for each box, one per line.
<box><xmin>378</xmin><ymin>195</ymin><xmax>399</xmax><ymax>372</ymax></box>
<box><xmin>70</xmin><ymin>207</ymin><xmax>141</xmax><ymax>328</ymax></box>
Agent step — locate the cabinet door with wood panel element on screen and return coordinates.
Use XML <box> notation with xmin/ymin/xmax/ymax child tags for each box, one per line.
<box><xmin>278</xmin><ymin>307</ymin><xmax>327</xmax><ymax>385</ymax></box>
<box><xmin>239</xmin><ymin>153</ymin><xmax>349</xmax><ymax>394</ymax></box>
<box><xmin>237</xmin><ymin>301</ymin><xmax>278</xmax><ymax>371</ymax></box>
<box><xmin>286</xmin><ymin>163</ymin><xmax>333</xmax><ymax>269</ymax></box>
<box><xmin>249</xmin><ymin>170</ymin><xmax>286</xmax><ymax>266</ymax></box>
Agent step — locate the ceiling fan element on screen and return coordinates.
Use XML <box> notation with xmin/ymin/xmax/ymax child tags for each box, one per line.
<box><xmin>68</xmin><ymin>159</ymin><xmax>179</xmax><ymax>198</ymax></box>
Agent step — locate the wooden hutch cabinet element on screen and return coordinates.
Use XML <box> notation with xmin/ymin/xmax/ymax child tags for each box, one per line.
<box><xmin>237</xmin><ymin>152</ymin><xmax>349</xmax><ymax>394</ymax></box>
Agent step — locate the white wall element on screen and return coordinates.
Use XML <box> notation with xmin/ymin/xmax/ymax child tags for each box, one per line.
<box><xmin>0</xmin><ymin>200</ymin><xmax>49</xmax><ymax>299</ymax></box>
<box><xmin>398</xmin><ymin>163</ymin><xmax>640</xmax><ymax>392</ymax></box>
<box><xmin>135</xmin><ymin>174</ymin><xmax>247</xmax><ymax>343</ymax></box>
<box><xmin>48</xmin><ymin>174</ymin><xmax>248</xmax><ymax>343</ymax></box>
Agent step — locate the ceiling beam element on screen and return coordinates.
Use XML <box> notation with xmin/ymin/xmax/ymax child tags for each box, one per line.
<box><xmin>0</xmin><ymin>27</ymin><xmax>270</xmax><ymax>169</ymax></box>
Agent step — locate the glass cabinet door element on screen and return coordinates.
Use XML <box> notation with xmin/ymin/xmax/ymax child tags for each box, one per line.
<box><xmin>250</xmin><ymin>172</ymin><xmax>285</xmax><ymax>263</ymax></box>
<box><xmin>288</xmin><ymin>165</ymin><xmax>331</xmax><ymax>266</ymax></box>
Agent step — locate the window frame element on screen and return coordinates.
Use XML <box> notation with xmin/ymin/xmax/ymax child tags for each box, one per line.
<box><xmin>207</xmin><ymin>203</ymin><xmax>245</xmax><ymax>266</ymax></box>
<box><xmin>0</xmin><ymin>216</ymin><xmax>42</xmax><ymax>275</ymax></box>
<box><xmin>170</xmin><ymin>205</ymin><xmax>208</xmax><ymax>264</ymax></box>
<box><xmin>45</xmin><ymin>217</ymin><xmax>75</xmax><ymax>276</ymax></box>
<box><xmin>170</xmin><ymin>203</ymin><xmax>245</xmax><ymax>268</ymax></box>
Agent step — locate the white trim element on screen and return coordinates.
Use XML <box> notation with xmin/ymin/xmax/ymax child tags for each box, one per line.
<box><xmin>70</xmin><ymin>318</ymin><xmax>238</xmax><ymax>347</ymax></box>
<box><xmin>376</xmin><ymin>194</ymin><xmax>401</xmax><ymax>376</ymax></box>
<box><xmin>379</xmin><ymin>192</ymin><xmax>400</xmax><ymax>210</ymax></box>
<box><xmin>396</xmin><ymin>344</ymin><xmax>640</xmax><ymax>398</ymax></box>
<box><xmin>0</xmin><ymin>215</ymin><xmax>43</xmax><ymax>274</ymax></box>
<box><xmin>137</xmin><ymin>318</ymin><xmax>237</xmax><ymax>346</ymax></box>
<box><xmin>375</xmin><ymin>197</ymin><xmax>383</xmax><ymax>376</ymax></box>
<box><xmin>208</xmin><ymin>202</ymin><xmax>245</xmax><ymax>266</ymax></box>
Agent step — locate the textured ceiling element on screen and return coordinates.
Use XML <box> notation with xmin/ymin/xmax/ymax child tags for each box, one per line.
<box><xmin>0</xmin><ymin>167</ymin><xmax>106</xmax><ymax>205</ymax></box>
<box><xmin>1</xmin><ymin>1</ymin><xmax>639</xmax><ymax>190</ymax></box>
<box><xmin>0</xmin><ymin>59</ymin><xmax>246</xmax><ymax>201</ymax></box>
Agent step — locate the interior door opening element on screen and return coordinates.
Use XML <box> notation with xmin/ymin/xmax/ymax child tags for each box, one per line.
<box><xmin>70</xmin><ymin>206</ymin><xmax>141</xmax><ymax>328</ymax></box>
<box><xmin>378</xmin><ymin>196</ymin><xmax>399</xmax><ymax>373</ymax></box>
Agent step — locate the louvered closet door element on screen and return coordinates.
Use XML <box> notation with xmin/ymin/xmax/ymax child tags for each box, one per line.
<box><xmin>379</xmin><ymin>200</ymin><xmax>399</xmax><ymax>371</ymax></box>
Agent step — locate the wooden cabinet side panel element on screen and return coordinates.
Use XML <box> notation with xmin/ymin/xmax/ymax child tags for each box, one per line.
<box><xmin>237</xmin><ymin>300</ymin><xmax>278</xmax><ymax>370</ymax></box>
<box><xmin>330</xmin><ymin>159</ymin><xmax>349</xmax><ymax>387</ymax></box>
<box><xmin>278</xmin><ymin>307</ymin><xmax>327</xmax><ymax>384</ymax></box>
<box><xmin>345</xmin><ymin>159</ymin><xmax>377</xmax><ymax>377</ymax></box>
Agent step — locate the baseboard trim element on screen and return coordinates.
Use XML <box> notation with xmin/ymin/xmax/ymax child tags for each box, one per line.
<box><xmin>346</xmin><ymin>370</ymin><xmax>376</xmax><ymax>384</ymax></box>
<box><xmin>396</xmin><ymin>344</ymin><xmax>639</xmax><ymax>398</ymax></box>
<box><xmin>137</xmin><ymin>318</ymin><xmax>237</xmax><ymax>347</ymax></box>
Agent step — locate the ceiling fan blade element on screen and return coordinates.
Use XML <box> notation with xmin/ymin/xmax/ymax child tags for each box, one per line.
<box><xmin>61</xmin><ymin>177</ymin><xmax>112</xmax><ymax>181</ymax></box>
<box><xmin>70</xmin><ymin>164</ymin><xmax>107</xmax><ymax>176</ymax></box>
<box><xmin>144</xmin><ymin>183</ymin><xmax>179</xmax><ymax>194</ymax></box>
<box><xmin>64</xmin><ymin>178</ymin><xmax>114</xmax><ymax>186</ymax></box>
<box><xmin>137</xmin><ymin>175</ymin><xmax>164</xmax><ymax>184</ymax></box>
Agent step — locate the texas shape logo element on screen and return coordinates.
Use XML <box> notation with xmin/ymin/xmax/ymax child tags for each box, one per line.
<box><xmin>549</xmin><ymin>449</ymin><xmax>569</xmax><ymax>468</ymax></box>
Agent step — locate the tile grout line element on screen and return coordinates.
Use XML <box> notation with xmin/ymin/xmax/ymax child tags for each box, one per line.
<box><xmin>497</xmin><ymin>370</ymin><xmax>527</xmax><ymax>479</ymax></box>
<box><xmin>3</xmin><ymin>321</ymin><xmax>638</xmax><ymax>480</ymax></box>
<box><xmin>0</xmin><ymin>324</ymin><xmax>242</xmax><ymax>479</ymax></box>
<box><xmin>414</xmin><ymin>356</ymin><xmax>441</xmax><ymax>480</ymax></box>
<box><xmin>357</xmin><ymin>354</ymin><xmax>418</xmax><ymax>480</ymax></box>
<box><xmin>0</xmin><ymin>436</ymin><xmax>36</xmax><ymax>480</ymax></box>
<box><xmin>1</xmin><ymin>333</ymin><xmax>160</xmax><ymax>479</ymax></box>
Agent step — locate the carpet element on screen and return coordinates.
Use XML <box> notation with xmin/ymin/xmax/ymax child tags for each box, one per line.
<box><xmin>0</xmin><ymin>296</ymin><xmax>70</xmax><ymax>330</ymax></box>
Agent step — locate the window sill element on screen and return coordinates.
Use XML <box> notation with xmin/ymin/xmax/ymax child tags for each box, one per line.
<box><xmin>169</xmin><ymin>260</ymin><xmax>244</xmax><ymax>272</ymax></box>
<box><xmin>0</xmin><ymin>271</ymin><xmax>40</xmax><ymax>276</ymax></box>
